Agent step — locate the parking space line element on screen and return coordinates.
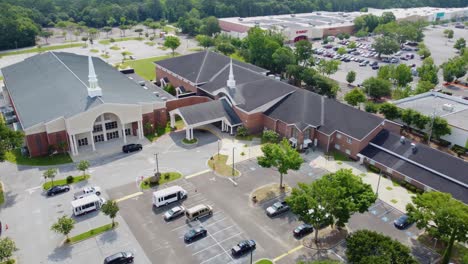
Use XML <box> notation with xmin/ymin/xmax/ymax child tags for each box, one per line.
<box><xmin>205</xmin><ymin>217</ymin><xmax>226</xmax><ymax>227</ymax></box>
<box><xmin>192</xmin><ymin>242</ymin><xmax>221</xmax><ymax>255</ymax></box>
<box><xmin>199</xmin><ymin>251</ymin><xmax>227</xmax><ymax>264</ymax></box>
<box><xmin>210</xmin><ymin>225</ymin><xmax>234</xmax><ymax>236</ymax></box>
<box><xmin>186</xmin><ymin>169</ymin><xmax>211</xmax><ymax>179</ymax></box>
<box><xmin>115</xmin><ymin>192</ymin><xmax>143</xmax><ymax>203</ymax></box>
<box><xmin>216</xmin><ymin>232</ymin><xmax>241</xmax><ymax>244</ymax></box>
<box><xmin>377</xmin><ymin>208</ymin><xmax>395</xmax><ymax>218</ymax></box>
<box><xmin>369</xmin><ymin>201</ymin><xmax>383</xmax><ymax>210</ymax></box>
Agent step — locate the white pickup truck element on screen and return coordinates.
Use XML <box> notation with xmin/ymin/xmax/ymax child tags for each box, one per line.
<box><xmin>73</xmin><ymin>186</ymin><xmax>102</xmax><ymax>199</ymax></box>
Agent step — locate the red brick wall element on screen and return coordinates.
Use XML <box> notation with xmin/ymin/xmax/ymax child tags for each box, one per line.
<box><xmin>156</xmin><ymin>66</ymin><xmax>197</xmax><ymax>93</ymax></box>
<box><xmin>275</xmin><ymin>120</ymin><xmax>289</xmax><ymax>138</ymax></box>
<box><xmin>233</xmin><ymin>107</ymin><xmax>264</xmax><ymax>134</ymax></box>
<box><xmin>142</xmin><ymin>112</ymin><xmax>156</xmax><ymax>135</ymax></box>
<box><xmin>263</xmin><ymin>115</ymin><xmax>276</xmax><ymax>131</ymax></box>
<box><xmin>166</xmin><ymin>96</ymin><xmax>212</xmax><ymax>112</ymax></box>
<box><xmin>47</xmin><ymin>130</ymin><xmax>68</xmax><ymax>153</ymax></box>
<box><xmin>155</xmin><ymin>108</ymin><xmax>168</xmax><ymax>127</ymax></box>
<box><xmin>219</xmin><ymin>20</ymin><xmax>251</xmax><ymax>33</ymax></box>
<box><xmin>132</xmin><ymin>121</ymin><xmax>138</xmax><ymax>136</ymax></box>
<box><xmin>315</xmin><ymin>130</ymin><xmax>331</xmax><ymax>152</ymax></box>
<box><xmin>384</xmin><ymin>120</ymin><xmax>402</xmax><ymax>134</ymax></box>
<box><xmin>26</xmin><ymin>132</ymin><xmax>49</xmax><ymax>157</ymax></box>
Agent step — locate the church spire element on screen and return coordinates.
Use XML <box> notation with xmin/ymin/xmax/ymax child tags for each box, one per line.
<box><xmin>87</xmin><ymin>56</ymin><xmax>102</xmax><ymax>98</ymax></box>
<box><xmin>227</xmin><ymin>59</ymin><xmax>236</xmax><ymax>90</ymax></box>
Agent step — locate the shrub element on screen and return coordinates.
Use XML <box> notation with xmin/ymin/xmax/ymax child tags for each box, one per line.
<box><xmin>236</xmin><ymin>126</ymin><xmax>248</xmax><ymax>137</ymax></box>
<box><xmin>240</xmin><ymin>152</ymin><xmax>245</xmax><ymax>156</ymax></box>
<box><xmin>66</xmin><ymin>175</ymin><xmax>74</xmax><ymax>184</ymax></box>
<box><xmin>365</xmin><ymin>102</ymin><xmax>379</xmax><ymax>113</ymax></box>
<box><xmin>110</xmin><ymin>38</ymin><xmax>115</xmax><ymax>42</ymax></box>
<box><xmin>368</xmin><ymin>164</ymin><xmax>381</xmax><ymax>173</ymax></box>
<box><xmin>262</xmin><ymin>130</ymin><xmax>279</xmax><ymax>143</ymax></box>
<box><xmin>164</xmin><ymin>173</ymin><xmax>170</xmax><ymax>180</ymax></box>
<box><xmin>164</xmin><ymin>84</ymin><xmax>176</xmax><ymax>96</ymax></box>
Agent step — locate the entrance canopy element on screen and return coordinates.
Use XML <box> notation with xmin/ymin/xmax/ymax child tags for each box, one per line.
<box><xmin>169</xmin><ymin>99</ymin><xmax>242</xmax><ymax>140</ymax></box>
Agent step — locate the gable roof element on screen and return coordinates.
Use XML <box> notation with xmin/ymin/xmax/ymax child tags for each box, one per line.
<box><xmin>2</xmin><ymin>52</ymin><xmax>161</xmax><ymax>129</ymax></box>
<box><xmin>177</xmin><ymin>99</ymin><xmax>241</xmax><ymax>126</ymax></box>
<box><xmin>360</xmin><ymin>130</ymin><xmax>468</xmax><ymax>203</ymax></box>
<box><xmin>155</xmin><ymin>51</ymin><xmax>268</xmax><ymax>84</ymax></box>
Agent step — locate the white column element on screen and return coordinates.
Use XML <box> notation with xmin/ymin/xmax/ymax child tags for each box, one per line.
<box><xmin>186</xmin><ymin>127</ymin><xmax>190</xmax><ymax>140</ymax></box>
<box><xmin>90</xmin><ymin>131</ymin><xmax>96</xmax><ymax>151</ymax></box>
<box><xmin>170</xmin><ymin>113</ymin><xmax>175</xmax><ymax>128</ymax></box>
<box><xmin>122</xmin><ymin>124</ymin><xmax>127</xmax><ymax>144</ymax></box>
<box><xmin>72</xmin><ymin>135</ymin><xmax>79</xmax><ymax>155</ymax></box>
<box><xmin>137</xmin><ymin>120</ymin><xmax>143</xmax><ymax>139</ymax></box>
<box><xmin>68</xmin><ymin>134</ymin><xmax>75</xmax><ymax>156</ymax></box>
<box><xmin>221</xmin><ymin>120</ymin><xmax>225</xmax><ymax>132</ymax></box>
<box><xmin>230</xmin><ymin>126</ymin><xmax>233</xmax><ymax>135</ymax></box>
<box><xmin>101</xmin><ymin>115</ymin><xmax>108</xmax><ymax>141</ymax></box>
<box><xmin>191</xmin><ymin>128</ymin><xmax>194</xmax><ymax>140</ymax></box>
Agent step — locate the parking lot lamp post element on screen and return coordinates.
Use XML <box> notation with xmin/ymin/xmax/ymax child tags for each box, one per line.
<box><xmin>376</xmin><ymin>171</ymin><xmax>382</xmax><ymax>197</ymax></box>
<box><xmin>217</xmin><ymin>140</ymin><xmax>220</xmax><ymax>160</ymax></box>
<box><xmin>232</xmin><ymin>147</ymin><xmax>235</xmax><ymax>176</ymax></box>
<box><xmin>250</xmin><ymin>249</ymin><xmax>253</xmax><ymax>264</ymax></box>
<box><xmin>154</xmin><ymin>153</ymin><xmax>160</xmax><ymax>175</ymax></box>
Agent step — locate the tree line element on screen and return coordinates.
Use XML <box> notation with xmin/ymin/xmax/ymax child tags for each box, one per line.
<box><xmin>0</xmin><ymin>0</ymin><xmax>466</xmax><ymax>50</ymax></box>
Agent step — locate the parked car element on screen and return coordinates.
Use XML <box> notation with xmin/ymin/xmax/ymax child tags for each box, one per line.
<box><xmin>266</xmin><ymin>201</ymin><xmax>290</xmax><ymax>217</ymax></box>
<box><xmin>394</xmin><ymin>215</ymin><xmax>412</xmax><ymax>229</ymax></box>
<box><xmin>372</xmin><ymin>65</ymin><xmax>380</xmax><ymax>70</ymax></box>
<box><xmin>370</xmin><ymin>61</ymin><xmax>378</xmax><ymax>66</ymax></box>
<box><xmin>184</xmin><ymin>227</ymin><xmax>207</xmax><ymax>243</ymax></box>
<box><xmin>455</xmin><ymin>24</ymin><xmax>465</xmax><ymax>29</ymax></box>
<box><xmin>47</xmin><ymin>185</ymin><xmax>70</xmax><ymax>196</ymax></box>
<box><xmin>73</xmin><ymin>186</ymin><xmax>101</xmax><ymax>199</ymax></box>
<box><xmin>164</xmin><ymin>206</ymin><xmax>185</xmax><ymax>221</ymax></box>
<box><xmin>122</xmin><ymin>143</ymin><xmax>142</xmax><ymax>153</ymax></box>
<box><xmin>231</xmin><ymin>240</ymin><xmax>256</xmax><ymax>257</ymax></box>
<box><xmin>293</xmin><ymin>224</ymin><xmax>313</xmax><ymax>237</ymax></box>
<box><xmin>103</xmin><ymin>251</ymin><xmax>134</xmax><ymax>264</ymax></box>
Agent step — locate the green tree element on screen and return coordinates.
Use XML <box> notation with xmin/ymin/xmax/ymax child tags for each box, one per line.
<box><xmin>148</xmin><ymin>22</ymin><xmax>160</xmax><ymax>36</ymax></box>
<box><xmin>294</xmin><ymin>40</ymin><xmax>313</xmax><ymax>65</ymax></box>
<box><xmin>0</xmin><ymin>122</ymin><xmax>24</xmax><ymax>162</ymax></box>
<box><xmin>417</xmin><ymin>47</ymin><xmax>431</xmax><ymax>59</ymax></box>
<box><xmin>51</xmin><ymin>216</ymin><xmax>75</xmax><ymax>242</ymax></box>
<box><xmin>101</xmin><ymin>200</ymin><xmax>120</xmax><ymax>227</ymax></box>
<box><xmin>348</xmin><ymin>41</ymin><xmax>357</xmax><ymax>49</ymax></box>
<box><xmin>417</xmin><ymin>57</ymin><xmax>439</xmax><ymax>85</ymax></box>
<box><xmin>77</xmin><ymin>160</ymin><xmax>90</xmax><ymax>176</ymax></box>
<box><xmin>412</xmin><ymin>112</ymin><xmax>430</xmax><ymax>131</ymax></box>
<box><xmin>164</xmin><ymin>36</ymin><xmax>181</xmax><ymax>56</ymax></box>
<box><xmin>39</xmin><ymin>30</ymin><xmax>53</xmax><ymax>44</ymax></box>
<box><xmin>337</xmin><ymin>47</ymin><xmax>347</xmax><ymax>55</ymax></box>
<box><xmin>272</xmin><ymin>47</ymin><xmax>296</xmax><ymax>75</ymax></box>
<box><xmin>286</xmin><ymin>64</ymin><xmax>306</xmax><ymax>87</ymax></box>
<box><xmin>443</xmin><ymin>57</ymin><xmax>466</xmax><ymax>82</ymax></box>
<box><xmin>454</xmin><ymin>38</ymin><xmax>466</xmax><ymax>51</ymax></box>
<box><xmin>355</xmin><ymin>29</ymin><xmax>368</xmax><ymax>38</ymax></box>
<box><xmin>346</xmin><ymin>71</ymin><xmax>356</xmax><ymax>84</ymax></box>
<box><xmin>379</xmin><ymin>11</ymin><xmax>396</xmax><ymax>24</ymax></box>
<box><xmin>431</xmin><ymin>117</ymin><xmax>451</xmax><ymax>139</ymax></box>
<box><xmin>216</xmin><ymin>41</ymin><xmax>235</xmax><ymax>55</ymax></box>
<box><xmin>43</xmin><ymin>168</ymin><xmax>58</xmax><ymax>186</ymax></box>
<box><xmin>344</xmin><ymin>88</ymin><xmax>366</xmax><ymax>108</ymax></box>
<box><xmin>407</xmin><ymin>192</ymin><xmax>468</xmax><ymax>264</ymax></box>
<box><xmin>372</xmin><ymin>36</ymin><xmax>399</xmax><ymax>58</ymax></box>
<box><xmin>316</xmin><ymin>60</ymin><xmax>340</xmax><ymax>76</ymax></box>
<box><xmin>394</xmin><ymin>64</ymin><xmax>413</xmax><ymax>87</ymax></box>
<box><xmin>400</xmin><ymin>108</ymin><xmax>417</xmax><ymax>131</ymax></box>
<box><xmin>200</xmin><ymin>16</ymin><xmax>220</xmax><ymax>36</ymax></box>
<box><xmin>377</xmin><ymin>65</ymin><xmax>395</xmax><ymax>81</ymax></box>
<box><xmin>443</xmin><ymin>29</ymin><xmax>454</xmax><ymax>40</ymax></box>
<box><xmin>415</xmin><ymin>80</ymin><xmax>435</xmax><ymax>94</ymax></box>
<box><xmin>257</xmin><ymin>138</ymin><xmax>303</xmax><ymax>189</ymax></box>
<box><xmin>362</xmin><ymin>77</ymin><xmax>392</xmax><ymax>99</ymax></box>
<box><xmin>195</xmin><ymin>34</ymin><xmax>214</xmax><ymax>49</ymax></box>
<box><xmin>0</xmin><ymin>237</ymin><xmax>17</xmax><ymax>263</ymax></box>
<box><xmin>102</xmin><ymin>26</ymin><xmax>112</xmax><ymax>38</ymax></box>
<box><xmin>346</xmin><ymin>230</ymin><xmax>418</xmax><ymax>264</ymax></box>
<box><xmin>379</xmin><ymin>102</ymin><xmax>401</xmax><ymax>120</ymax></box>
<box><xmin>243</xmin><ymin>27</ymin><xmax>283</xmax><ymax>69</ymax></box>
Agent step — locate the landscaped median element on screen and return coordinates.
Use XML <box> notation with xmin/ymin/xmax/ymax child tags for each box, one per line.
<box><xmin>68</xmin><ymin>222</ymin><xmax>118</xmax><ymax>244</ymax></box>
<box><xmin>251</xmin><ymin>183</ymin><xmax>291</xmax><ymax>204</ymax></box>
<box><xmin>208</xmin><ymin>154</ymin><xmax>240</xmax><ymax>177</ymax></box>
<box><xmin>255</xmin><ymin>259</ymin><xmax>273</xmax><ymax>264</ymax></box>
<box><xmin>140</xmin><ymin>172</ymin><xmax>182</xmax><ymax>190</ymax></box>
<box><xmin>0</xmin><ymin>182</ymin><xmax>4</xmax><ymax>205</ymax></box>
<box><xmin>5</xmin><ymin>149</ymin><xmax>72</xmax><ymax>166</ymax></box>
<box><xmin>43</xmin><ymin>174</ymin><xmax>90</xmax><ymax>190</ymax></box>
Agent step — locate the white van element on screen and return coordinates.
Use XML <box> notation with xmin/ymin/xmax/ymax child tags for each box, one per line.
<box><xmin>185</xmin><ymin>204</ymin><xmax>213</xmax><ymax>222</ymax></box>
<box><xmin>71</xmin><ymin>194</ymin><xmax>105</xmax><ymax>216</ymax></box>
<box><xmin>152</xmin><ymin>186</ymin><xmax>187</xmax><ymax>207</ymax></box>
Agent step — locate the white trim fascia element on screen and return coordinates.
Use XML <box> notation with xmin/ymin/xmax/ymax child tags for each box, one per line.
<box><xmin>195</xmin><ymin>51</ymin><xmax>210</xmax><ymax>83</ymax></box>
<box><xmin>248</xmin><ymin>91</ymin><xmax>295</xmax><ymax>113</ymax></box>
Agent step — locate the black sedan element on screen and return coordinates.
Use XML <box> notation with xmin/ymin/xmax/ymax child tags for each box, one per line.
<box><xmin>122</xmin><ymin>144</ymin><xmax>142</xmax><ymax>153</ymax></box>
<box><xmin>231</xmin><ymin>240</ymin><xmax>256</xmax><ymax>257</ymax></box>
<box><xmin>293</xmin><ymin>224</ymin><xmax>313</xmax><ymax>237</ymax></box>
<box><xmin>394</xmin><ymin>215</ymin><xmax>412</xmax><ymax>229</ymax></box>
<box><xmin>184</xmin><ymin>227</ymin><xmax>207</xmax><ymax>243</ymax></box>
<box><xmin>47</xmin><ymin>185</ymin><xmax>70</xmax><ymax>196</ymax></box>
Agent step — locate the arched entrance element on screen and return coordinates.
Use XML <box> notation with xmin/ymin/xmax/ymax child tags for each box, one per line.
<box><xmin>294</xmin><ymin>35</ymin><xmax>307</xmax><ymax>42</ymax></box>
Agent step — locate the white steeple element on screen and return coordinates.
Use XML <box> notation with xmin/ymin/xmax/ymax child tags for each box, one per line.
<box><xmin>227</xmin><ymin>59</ymin><xmax>236</xmax><ymax>89</ymax></box>
<box><xmin>87</xmin><ymin>56</ymin><xmax>102</xmax><ymax>98</ymax></box>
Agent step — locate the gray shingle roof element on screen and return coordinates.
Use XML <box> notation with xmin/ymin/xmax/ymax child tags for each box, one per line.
<box><xmin>265</xmin><ymin>89</ymin><xmax>384</xmax><ymax>139</ymax></box>
<box><xmin>178</xmin><ymin>99</ymin><xmax>241</xmax><ymax>126</ymax></box>
<box><xmin>360</xmin><ymin>130</ymin><xmax>468</xmax><ymax>203</ymax></box>
<box><xmin>2</xmin><ymin>52</ymin><xmax>161</xmax><ymax>129</ymax></box>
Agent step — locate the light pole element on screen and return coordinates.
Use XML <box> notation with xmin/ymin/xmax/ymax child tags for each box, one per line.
<box><xmin>430</xmin><ymin>238</ymin><xmax>438</xmax><ymax>263</ymax></box>
<box><xmin>232</xmin><ymin>147</ymin><xmax>235</xmax><ymax>177</ymax></box>
<box><xmin>250</xmin><ymin>249</ymin><xmax>253</xmax><ymax>264</ymax></box>
<box><xmin>217</xmin><ymin>139</ymin><xmax>220</xmax><ymax>160</ymax></box>
<box><xmin>154</xmin><ymin>153</ymin><xmax>160</xmax><ymax>177</ymax></box>
<box><xmin>376</xmin><ymin>171</ymin><xmax>382</xmax><ymax>197</ymax></box>
<box><xmin>428</xmin><ymin>110</ymin><xmax>436</xmax><ymax>143</ymax></box>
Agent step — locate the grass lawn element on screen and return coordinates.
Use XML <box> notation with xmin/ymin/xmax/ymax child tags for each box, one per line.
<box><xmin>99</xmin><ymin>37</ymin><xmax>143</xmax><ymax>45</ymax></box>
<box><xmin>182</xmin><ymin>138</ymin><xmax>198</xmax><ymax>144</ymax></box>
<box><xmin>189</xmin><ymin>47</ymin><xmax>204</xmax><ymax>52</ymax></box>
<box><xmin>230</xmin><ymin>52</ymin><xmax>246</xmax><ymax>62</ymax></box>
<box><xmin>208</xmin><ymin>154</ymin><xmax>240</xmax><ymax>177</ymax></box>
<box><xmin>109</xmin><ymin>45</ymin><xmax>120</xmax><ymax>50</ymax></box>
<box><xmin>146</xmin><ymin>120</ymin><xmax>184</xmax><ymax>142</ymax></box>
<box><xmin>0</xmin><ymin>260</ymin><xmax>15</xmax><ymax>264</ymax></box>
<box><xmin>0</xmin><ymin>182</ymin><xmax>4</xmax><ymax>205</ymax></box>
<box><xmin>255</xmin><ymin>260</ymin><xmax>273</xmax><ymax>264</ymax></box>
<box><xmin>332</xmin><ymin>151</ymin><xmax>351</xmax><ymax>162</ymax></box>
<box><xmin>252</xmin><ymin>183</ymin><xmax>291</xmax><ymax>204</ymax></box>
<box><xmin>0</xmin><ymin>43</ymin><xmax>83</xmax><ymax>56</ymax></box>
<box><xmin>69</xmin><ymin>222</ymin><xmax>118</xmax><ymax>243</ymax></box>
<box><xmin>90</xmin><ymin>49</ymin><xmax>99</xmax><ymax>53</ymax></box>
<box><xmin>120</xmin><ymin>54</ymin><xmax>178</xmax><ymax>81</ymax></box>
<box><xmin>0</xmin><ymin>76</ymin><xmax>3</xmax><ymax>81</ymax></box>
<box><xmin>5</xmin><ymin>149</ymin><xmax>72</xmax><ymax>166</ymax></box>
<box><xmin>140</xmin><ymin>172</ymin><xmax>182</xmax><ymax>190</ymax></box>
<box><xmin>43</xmin><ymin>174</ymin><xmax>90</xmax><ymax>190</ymax></box>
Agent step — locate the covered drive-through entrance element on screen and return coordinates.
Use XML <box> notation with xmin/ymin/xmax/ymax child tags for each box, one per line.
<box><xmin>169</xmin><ymin>99</ymin><xmax>242</xmax><ymax>140</ymax></box>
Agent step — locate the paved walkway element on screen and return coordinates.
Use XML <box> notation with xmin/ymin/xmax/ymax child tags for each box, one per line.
<box><xmin>304</xmin><ymin>152</ymin><xmax>415</xmax><ymax>213</ymax></box>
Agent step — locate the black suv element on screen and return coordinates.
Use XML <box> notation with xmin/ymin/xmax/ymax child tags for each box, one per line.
<box><xmin>184</xmin><ymin>227</ymin><xmax>207</xmax><ymax>243</ymax></box>
<box><xmin>103</xmin><ymin>251</ymin><xmax>134</xmax><ymax>264</ymax></box>
<box><xmin>47</xmin><ymin>185</ymin><xmax>70</xmax><ymax>196</ymax></box>
<box><xmin>122</xmin><ymin>144</ymin><xmax>142</xmax><ymax>153</ymax></box>
<box><xmin>231</xmin><ymin>240</ymin><xmax>256</xmax><ymax>257</ymax></box>
<box><xmin>394</xmin><ymin>215</ymin><xmax>412</xmax><ymax>229</ymax></box>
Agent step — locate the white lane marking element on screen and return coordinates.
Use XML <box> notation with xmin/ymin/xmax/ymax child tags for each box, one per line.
<box><xmin>205</xmin><ymin>217</ymin><xmax>227</xmax><ymax>227</ymax></box>
<box><xmin>26</xmin><ymin>185</ymin><xmax>42</xmax><ymax>194</ymax></box>
<box><xmin>199</xmin><ymin>251</ymin><xmax>228</xmax><ymax>264</ymax></box>
<box><xmin>210</xmin><ymin>225</ymin><xmax>234</xmax><ymax>236</ymax></box>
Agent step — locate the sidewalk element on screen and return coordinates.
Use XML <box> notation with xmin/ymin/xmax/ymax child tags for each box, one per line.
<box><xmin>309</xmin><ymin>155</ymin><xmax>415</xmax><ymax>213</ymax></box>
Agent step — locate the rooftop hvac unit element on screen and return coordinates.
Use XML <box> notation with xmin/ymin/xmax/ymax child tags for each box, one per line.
<box><xmin>238</xmin><ymin>18</ymin><xmax>244</xmax><ymax>21</ymax></box>
<box><xmin>400</xmin><ymin>136</ymin><xmax>406</xmax><ymax>144</ymax></box>
<box><xmin>153</xmin><ymin>92</ymin><xmax>159</xmax><ymax>97</ymax></box>
<box><xmin>161</xmin><ymin>96</ymin><xmax>168</xmax><ymax>101</ymax></box>
<box><xmin>291</xmin><ymin>14</ymin><xmax>296</xmax><ymax>17</ymax></box>
<box><xmin>268</xmin><ymin>74</ymin><xmax>275</xmax><ymax>78</ymax></box>
<box><xmin>442</xmin><ymin>103</ymin><xmax>454</xmax><ymax>112</ymax></box>
<box><xmin>411</xmin><ymin>143</ymin><xmax>417</xmax><ymax>154</ymax></box>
